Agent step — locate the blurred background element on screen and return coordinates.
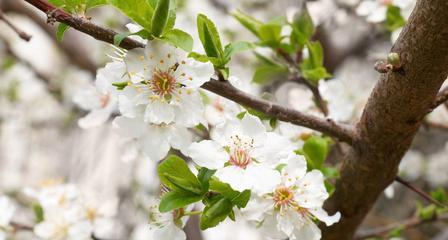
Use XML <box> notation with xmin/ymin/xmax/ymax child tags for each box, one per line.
<box><xmin>0</xmin><ymin>0</ymin><xmax>447</xmax><ymax>239</ymax></box>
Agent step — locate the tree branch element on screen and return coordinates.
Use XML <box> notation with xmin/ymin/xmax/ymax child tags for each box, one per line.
<box><xmin>22</xmin><ymin>0</ymin><xmax>356</xmax><ymax>144</ymax></box>
<box><xmin>395</xmin><ymin>176</ymin><xmax>447</xmax><ymax>208</ymax></box>
<box><xmin>322</xmin><ymin>0</ymin><xmax>448</xmax><ymax>238</ymax></box>
<box><xmin>355</xmin><ymin>213</ymin><xmax>448</xmax><ymax>240</ymax></box>
<box><xmin>0</xmin><ymin>8</ymin><xmax>32</xmax><ymax>41</ymax></box>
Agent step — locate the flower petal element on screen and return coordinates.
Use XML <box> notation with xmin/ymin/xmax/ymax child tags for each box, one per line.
<box><xmin>187</xmin><ymin>140</ymin><xmax>227</xmax><ymax>169</ymax></box>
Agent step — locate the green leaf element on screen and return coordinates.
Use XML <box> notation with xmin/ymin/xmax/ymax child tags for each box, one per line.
<box><xmin>258</xmin><ymin>23</ymin><xmax>282</xmax><ymax>47</ymax></box>
<box><xmin>209</xmin><ymin>179</ymin><xmax>251</xmax><ymax>208</ymax></box>
<box><xmin>223</xmin><ymin>41</ymin><xmax>256</xmax><ymax>63</ymax></box>
<box><xmin>200</xmin><ymin>196</ymin><xmax>233</xmax><ymax>230</ymax></box>
<box><xmin>385</xmin><ymin>5</ymin><xmax>406</xmax><ymax>32</ymax></box>
<box><xmin>56</xmin><ymin>23</ymin><xmax>70</xmax><ymax>42</ymax></box>
<box><xmin>300</xmin><ymin>41</ymin><xmax>331</xmax><ymax>83</ymax></box>
<box><xmin>197</xmin><ymin>14</ymin><xmax>224</xmax><ymax>64</ymax></box>
<box><xmin>151</xmin><ymin>0</ymin><xmax>171</xmax><ymax>37</ymax></box>
<box><xmin>302</xmin><ymin>66</ymin><xmax>331</xmax><ymax>83</ymax></box>
<box><xmin>159</xmin><ymin>191</ymin><xmax>203</xmax><ymax>212</ymax></box>
<box><xmin>108</xmin><ymin>0</ymin><xmax>154</xmax><ymax>30</ymax></box>
<box><xmin>112</xmin><ymin>81</ymin><xmax>129</xmax><ymax>90</ymax></box>
<box><xmin>160</xmin><ymin>28</ymin><xmax>193</xmax><ymax>52</ymax></box>
<box><xmin>252</xmin><ymin>64</ymin><xmax>288</xmax><ymax>85</ymax></box>
<box><xmin>232</xmin><ymin>10</ymin><xmax>262</xmax><ymax>37</ymax></box>
<box><xmin>33</xmin><ymin>204</ymin><xmax>44</xmax><ymax>223</ymax></box>
<box><xmin>417</xmin><ymin>203</ymin><xmax>437</xmax><ymax>220</ymax></box>
<box><xmin>290</xmin><ymin>6</ymin><xmax>314</xmax><ymax>49</ymax></box>
<box><xmin>197</xmin><ymin>168</ymin><xmax>216</xmax><ymax>191</ymax></box>
<box><xmin>157</xmin><ymin>155</ymin><xmax>203</xmax><ymax>194</ymax></box>
<box><xmin>302</xmin><ymin>136</ymin><xmax>330</xmax><ymax>169</ymax></box>
<box><xmin>188</xmin><ymin>52</ymin><xmax>211</xmax><ymax>63</ymax></box>
<box><xmin>431</xmin><ymin>188</ymin><xmax>448</xmax><ymax>204</ymax></box>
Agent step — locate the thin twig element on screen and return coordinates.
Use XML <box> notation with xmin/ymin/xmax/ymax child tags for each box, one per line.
<box><xmin>395</xmin><ymin>176</ymin><xmax>447</xmax><ymax>208</ymax></box>
<box><xmin>23</xmin><ymin>0</ymin><xmax>357</xmax><ymax>144</ymax></box>
<box><xmin>429</xmin><ymin>86</ymin><xmax>448</xmax><ymax>112</ymax></box>
<box><xmin>355</xmin><ymin>213</ymin><xmax>448</xmax><ymax>240</ymax></box>
<box><xmin>0</xmin><ymin>8</ymin><xmax>32</xmax><ymax>41</ymax></box>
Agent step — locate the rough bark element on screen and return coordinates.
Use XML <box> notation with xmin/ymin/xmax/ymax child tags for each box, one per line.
<box><xmin>322</xmin><ymin>0</ymin><xmax>448</xmax><ymax>239</ymax></box>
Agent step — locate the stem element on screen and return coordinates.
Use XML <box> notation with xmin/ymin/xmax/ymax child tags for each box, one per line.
<box><xmin>183</xmin><ymin>211</ymin><xmax>202</xmax><ymax>216</ymax></box>
<box><xmin>395</xmin><ymin>176</ymin><xmax>447</xmax><ymax>208</ymax></box>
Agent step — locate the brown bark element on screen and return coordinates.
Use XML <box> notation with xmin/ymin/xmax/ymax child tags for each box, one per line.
<box><xmin>322</xmin><ymin>1</ymin><xmax>448</xmax><ymax>239</ymax></box>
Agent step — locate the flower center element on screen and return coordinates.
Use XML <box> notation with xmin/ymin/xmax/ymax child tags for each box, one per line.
<box><xmin>150</xmin><ymin>69</ymin><xmax>178</xmax><ymax>99</ymax></box>
<box><xmin>273</xmin><ymin>186</ymin><xmax>295</xmax><ymax>209</ymax></box>
<box><xmin>228</xmin><ymin>135</ymin><xmax>254</xmax><ymax>169</ymax></box>
<box><xmin>229</xmin><ymin>148</ymin><xmax>252</xmax><ymax>169</ymax></box>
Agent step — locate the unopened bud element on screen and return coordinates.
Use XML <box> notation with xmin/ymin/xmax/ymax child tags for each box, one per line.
<box><xmin>387</xmin><ymin>52</ymin><xmax>401</xmax><ymax>68</ymax></box>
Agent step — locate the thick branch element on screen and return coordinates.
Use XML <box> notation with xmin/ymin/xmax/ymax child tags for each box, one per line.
<box><xmin>322</xmin><ymin>0</ymin><xmax>448</xmax><ymax>239</ymax></box>
<box><xmin>23</xmin><ymin>0</ymin><xmax>356</xmax><ymax>143</ymax></box>
<box><xmin>355</xmin><ymin>213</ymin><xmax>448</xmax><ymax>240</ymax></box>
<box><xmin>202</xmin><ymin>80</ymin><xmax>354</xmax><ymax>143</ymax></box>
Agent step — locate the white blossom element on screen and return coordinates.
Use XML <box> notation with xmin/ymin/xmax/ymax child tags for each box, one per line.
<box><xmin>74</xmin><ymin>61</ymin><xmax>127</xmax><ymax>128</ymax></box>
<box><xmin>242</xmin><ymin>154</ymin><xmax>340</xmax><ymax>240</ymax></box>
<box><xmin>0</xmin><ymin>196</ymin><xmax>15</xmax><ymax>240</ymax></box>
<box><xmin>187</xmin><ymin>114</ymin><xmax>294</xmax><ymax>194</ymax></box>
<box><xmin>122</xmin><ymin>40</ymin><xmax>214</xmax><ymax>127</ymax></box>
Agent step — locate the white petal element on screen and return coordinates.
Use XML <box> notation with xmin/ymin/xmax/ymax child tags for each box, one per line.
<box><xmin>34</xmin><ymin>222</ymin><xmax>57</xmax><ymax>238</ymax></box>
<box><xmin>145</xmin><ymin>40</ymin><xmax>184</xmax><ymax>71</ymax></box>
<box><xmin>174</xmin><ymin>91</ymin><xmax>205</xmax><ymax>127</ymax></box>
<box><xmin>78</xmin><ymin>108</ymin><xmax>113</xmax><ymax>129</ymax></box>
<box><xmin>145</xmin><ymin>101</ymin><xmax>175</xmax><ymax>124</ymax></box>
<box><xmin>112</xmin><ymin>116</ymin><xmax>146</xmax><ymax>139</ymax></box>
<box><xmin>282</xmin><ymin>154</ymin><xmax>308</xmax><ymax>186</ymax></box>
<box><xmin>169</xmin><ymin>125</ymin><xmax>193</xmax><ymax>154</ymax></box>
<box><xmin>356</xmin><ymin>1</ymin><xmax>377</xmax><ymax>16</ymax></box>
<box><xmin>215</xmin><ymin>166</ymin><xmax>252</xmax><ymax>192</ymax></box>
<box><xmin>68</xmin><ymin>221</ymin><xmax>93</xmax><ymax>240</ymax></box>
<box><xmin>295</xmin><ymin>170</ymin><xmax>328</xmax><ymax>208</ymax></box>
<box><xmin>153</xmin><ymin>222</ymin><xmax>186</xmax><ymax>240</ymax></box>
<box><xmin>139</xmin><ymin>125</ymin><xmax>172</xmax><ymax>161</ymax></box>
<box><xmin>125</xmin><ymin>48</ymin><xmax>150</xmax><ymax>83</ymax></box>
<box><xmin>309</xmin><ymin>208</ymin><xmax>341</xmax><ymax>226</ymax></box>
<box><xmin>187</xmin><ymin>140</ymin><xmax>227</xmax><ymax>169</ymax></box>
<box><xmin>366</xmin><ymin>6</ymin><xmax>387</xmax><ymax>23</ymax></box>
<box><xmin>246</xmin><ymin>165</ymin><xmax>281</xmax><ymax>195</ymax></box>
<box><xmin>241</xmin><ymin>114</ymin><xmax>266</xmax><ymax>138</ymax></box>
<box><xmin>73</xmin><ymin>86</ymin><xmax>101</xmax><ymax>110</ymax></box>
<box><xmin>292</xmin><ymin>221</ymin><xmax>321</xmax><ymax>240</ymax></box>
<box><xmin>174</xmin><ymin>59</ymin><xmax>214</xmax><ymax>88</ymax></box>
<box><xmin>253</xmin><ymin>132</ymin><xmax>293</xmax><ymax>164</ymax></box>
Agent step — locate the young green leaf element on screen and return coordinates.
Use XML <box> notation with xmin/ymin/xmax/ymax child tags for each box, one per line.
<box><xmin>302</xmin><ymin>135</ymin><xmax>330</xmax><ymax>170</ymax></box>
<box><xmin>159</xmin><ymin>191</ymin><xmax>203</xmax><ymax>213</ymax></box>
<box><xmin>232</xmin><ymin>10</ymin><xmax>262</xmax><ymax>37</ymax></box>
<box><xmin>151</xmin><ymin>0</ymin><xmax>171</xmax><ymax>37</ymax></box>
<box><xmin>258</xmin><ymin>23</ymin><xmax>282</xmax><ymax>47</ymax></box>
<box><xmin>209</xmin><ymin>179</ymin><xmax>251</xmax><ymax>208</ymax></box>
<box><xmin>33</xmin><ymin>204</ymin><xmax>44</xmax><ymax>223</ymax></box>
<box><xmin>385</xmin><ymin>5</ymin><xmax>406</xmax><ymax>32</ymax></box>
<box><xmin>108</xmin><ymin>0</ymin><xmax>154</xmax><ymax>30</ymax></box>
<box><xmin>197</xmin><ymin>168</ymin><xmax>216</xmax><ymax>191</ymax></box>
<box><xmin>160</xmin><ymin>28</ymin><xmax>193</xmax><ymax>52</ymax></box>
<box><xmin>157</xmin><ymin>155</ymin><xmax>202</xmax><ymax>194</ymax></box>
<box><xmin>200</xmin><ymin>196</ymin><xmax>233</xmax><ymax>230</ymax></box>
<box><xmin>290</xmin><ymin>6</ymin><xmax>315</xmax><ymax>48</ymax></box>
<box><xmin>197</xmin><ymin>14</ymin><xmax>224</xmax><ymax>63</ymax></box>
<box><xmin>300</xmin><ymin>41</ymin><xmax>332</xmax><ymax>83</ymax></box>
<box><xmin>56</xmin><ymin>23</ymin><xmax>70</xmax><ymax>42</ymax></box>
<box><xmin>223</xmin><ymin>41</ymin><xmax>256</xmax><ymax>63</ymax></box>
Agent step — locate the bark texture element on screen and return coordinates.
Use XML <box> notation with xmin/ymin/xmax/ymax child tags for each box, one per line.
<box><xmin>322</xmin><ymin>1</ymin><xmax>448</xmax><ymax>239</ymax></box>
